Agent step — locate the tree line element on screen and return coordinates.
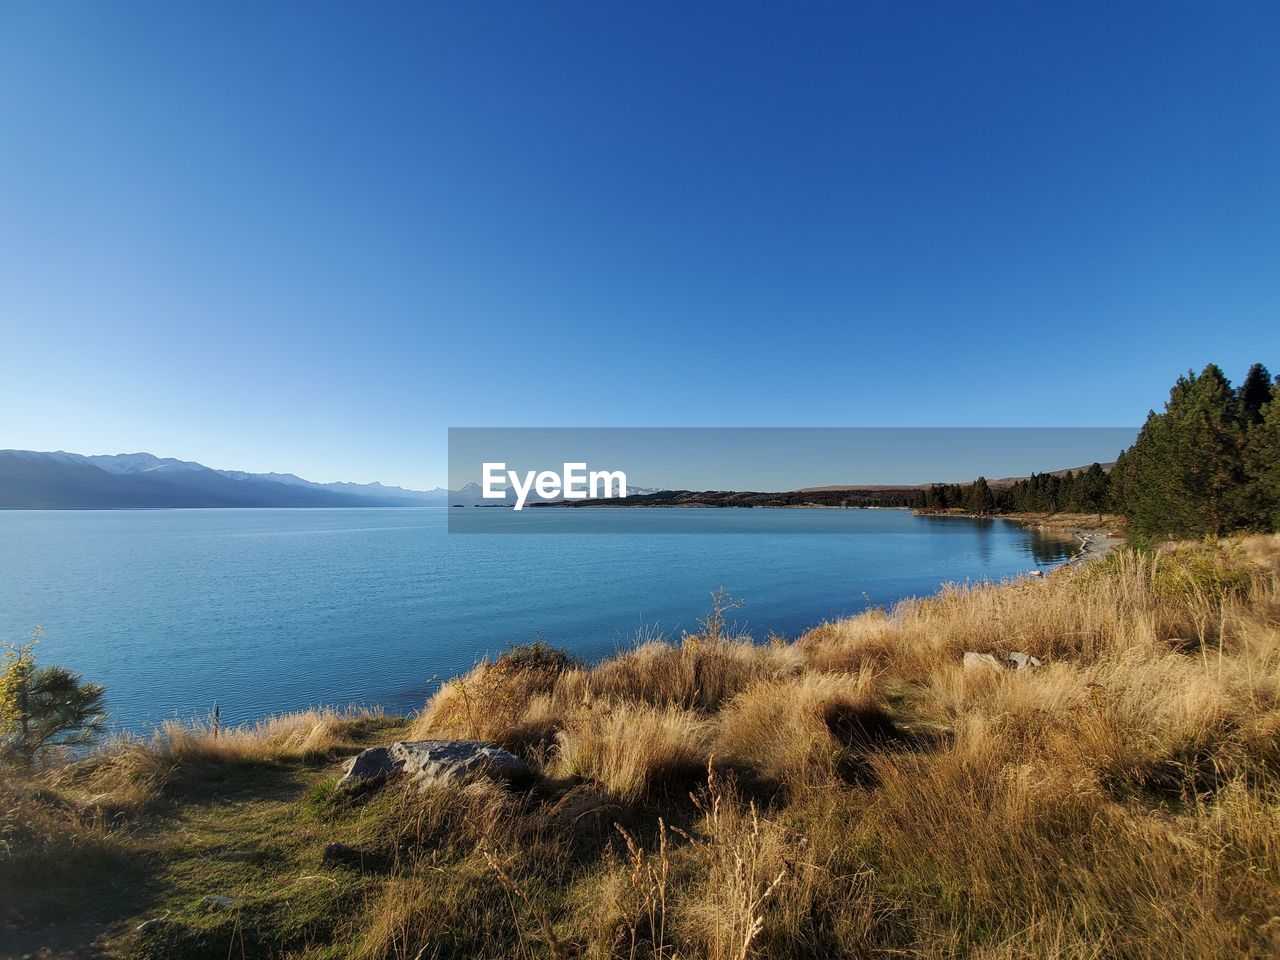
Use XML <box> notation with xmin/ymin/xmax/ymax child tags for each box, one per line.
<box><xmin>1111</xmin><ymin>362</ymin><xmax>1278</xmax><ymax>540</ymax></box>
<box><xmin>913</xmin><ymin>362</ymin><xmax>1279</xmax><ymax>540</ymax></box>
<box><xmin>912</xmin><ymin>464</ymin><xmax>1110</xmax><ymax>516</ymax></box>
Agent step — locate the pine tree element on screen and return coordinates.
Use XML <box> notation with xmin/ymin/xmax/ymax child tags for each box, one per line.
<box><xmin>967</xmin><ymin>476</ymin><xmax>996</xmax><ymax>515</ymax></box>
<box><xmin>924</xmin><ymin>485</ymin><xmax>944</xmax><ymax>510</ymax></box>
<box><xmin>0</xmin><ymin>636</ymin><xmax>107</xmax><ymax>769</ymax></box>
<box><xmin>1079</xmin><ymin>462</ymin><xmax>1109</xmax><ymax>513</ymax></box>
<box><xmin>1238</xmin><ymin>363</ymin><xmax>1274</xmax><ymax>424</ymax></box>
<box><xmin>1242</xmin><ymin>389</ymin><xmax>1280</xmax><ymax>530</ymax></box>
<box><xmin>1114</xmin><ymin>364</ymin><xmax>1251</xmax><ymax>539</ymax></box>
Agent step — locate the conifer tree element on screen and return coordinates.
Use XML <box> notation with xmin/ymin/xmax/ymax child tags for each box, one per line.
<box><xmin>1115</xmin><ymin>364</ymin><xmax>1250</xmax><ymax>539</ymax></box>
<box><xmin>1238</xmin><ymin>363</ymin><xmax>1274</xmax><ymax>424</ymax></box>
<box><xmin>1079</xmin><ymin>462</ymin><xmax>1109</xmax><ymax>513</ymax></box>
<box><xmin>0</xmin><ymin>636</ymin><xmax>107</xmax><ymax>769</ymax></box>
<box><xmin>967</xmin><ymin>476</ymin><xmax>996</xmax><ymax>515</ymax></box>
<box><xmin>1242</xmin><ymin>389</ymin><xmax>1280</xmax><ymax>529</ymax></box>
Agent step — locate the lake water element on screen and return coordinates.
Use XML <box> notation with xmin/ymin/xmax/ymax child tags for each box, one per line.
<box><xmin>0</xmin><ymin>508</ymin><xmax>1074</xmax><ymax>732</ymax></box>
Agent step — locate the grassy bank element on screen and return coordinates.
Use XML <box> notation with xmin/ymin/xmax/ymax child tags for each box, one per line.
<box><xmin>4</xmin><ymin>536</ymin><xmax>1280</xmax><ymax>959</ymax></box>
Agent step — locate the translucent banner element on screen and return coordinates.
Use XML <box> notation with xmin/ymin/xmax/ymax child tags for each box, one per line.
<box><xmin>446</xmin><ymin>427</ymin><xmax>1136</xmax><ymax>533</ymax></box>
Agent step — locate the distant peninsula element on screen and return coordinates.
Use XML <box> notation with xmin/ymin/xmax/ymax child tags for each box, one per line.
<box><xmin>529</xmin><ymin>463</ymin><xmax>1114</xmax><ymax>512</ymax></box>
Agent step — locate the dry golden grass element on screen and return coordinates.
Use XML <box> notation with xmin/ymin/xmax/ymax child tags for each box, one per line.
<box><xmin>552</xmin><ymin>702</ymin><xmax>714</xmax><ymax>802</ymax></box>
<box><xmin>37</xmin><ymin>706</ymin><xmax>399</xmax><ymax>817</ymax></box>
<box><xmin>555</xmin><ymin>534</ymin><xmax>1280</xmax><ymax>958</ymax></box>
<box><xmin>575</xmin><ymin>637</ymin><xmax>802</xmax><ymax>712</ymax></box>
<box><xmin>409</xmin><ymin>635</ymin><xmax>800</xmax><ymax>764</ymax></box>
<box><xmin>408</xmin><ymin>641</ymin><xmax>576</xmax><ymax>749</ymax></box>
<box><xmin>713</xmin><ymin>670</ymin><xmax>883</xmax><ymax>786</ymax></box>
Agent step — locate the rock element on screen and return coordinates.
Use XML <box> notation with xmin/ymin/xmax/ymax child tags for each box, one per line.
<box><xmin>202</xmin><ymin>895</ymin><xmax>236</xmax><ymax>910</ymax></box>
<box><xmin>336</xmin><ymin>745</ymin><xmax>399</xmax><ymax>791</ymax></box>
<box><xmin>963</xmin><ymin>652</ymin><xmax>1003</xmax><ymax>672</ymax></box>
<box><xmin>395</xmin><ymin>740</ymin><xmax>529</xmax><ymax>790</ymax></box>
<box><xmin>337</xmin><ymin>739</ymin><xmax>530</xmax><ymax>793</ymax></box>
<box><xmin>1008</xmin><ymin>651</ymin><xmax>1044</xmax><ymax>670</ymax></box>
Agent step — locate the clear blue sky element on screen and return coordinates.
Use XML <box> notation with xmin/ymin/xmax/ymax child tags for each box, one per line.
<box><xmin>2</xmin><ymin>3</ymin><xmax>1277</xmax><ymax>488</ymax></box>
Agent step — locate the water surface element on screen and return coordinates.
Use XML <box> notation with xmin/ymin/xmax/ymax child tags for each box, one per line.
<box><xmin>0</xmin><ymin>508</ymin><xmax>1073</xmax><ymax>732</ymax></box>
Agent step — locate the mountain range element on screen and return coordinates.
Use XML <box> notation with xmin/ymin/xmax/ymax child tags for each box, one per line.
<box><xmin>0</xmin><ymin>450</ymin><xmax>452</xmax><ymax>509</ymax></box>
<box><xmin>0</xmin><ymin>448</ymin><xmax>1103</xmax><ymax>510</ymax></box>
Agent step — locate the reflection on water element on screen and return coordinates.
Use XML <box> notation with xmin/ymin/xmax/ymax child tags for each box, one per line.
<box><xmin>1028</xmin><ymin>530</ymin><xmax>1079</xmax><ymax>565</ymax></box>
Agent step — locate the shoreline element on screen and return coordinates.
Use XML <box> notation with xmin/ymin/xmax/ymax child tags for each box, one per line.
<box><xmin>1000</xmin><ymin>512</ymin><xmax>1125</xmax><ymax>564</ymax></box>
<box><xmin>911</xmin><ymin>509</ymin><xmax>1125</xmax><ymax>565</ymax></box>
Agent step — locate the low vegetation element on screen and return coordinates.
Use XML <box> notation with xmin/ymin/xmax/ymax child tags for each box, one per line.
<box><xmin>4</xmin><ymin>535</ymin><xmax>1280</xmax><ymax>958</ymax></box>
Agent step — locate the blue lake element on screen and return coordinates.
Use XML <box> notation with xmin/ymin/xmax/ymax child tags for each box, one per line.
<box><xmin>0</xmin><ymin>508</ymin><xmax>1074</xmax><ymax>732</ymax></box>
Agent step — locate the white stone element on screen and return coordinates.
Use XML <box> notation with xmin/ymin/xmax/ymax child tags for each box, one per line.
<box><xmin>963</xmin><ymin>652</ymin><xmax>1004</xmax><ymax>672</ymax></box>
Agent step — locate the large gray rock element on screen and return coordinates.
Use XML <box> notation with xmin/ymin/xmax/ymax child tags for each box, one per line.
<box><xmin>337</xmin><ymin>739</ymin><xmax>529</xmax><ymax>792</ymax></box>
<box><xmin>338</xmin><ymin>746</ymin><xmax>400</xmax><ymax>789</ymax></box>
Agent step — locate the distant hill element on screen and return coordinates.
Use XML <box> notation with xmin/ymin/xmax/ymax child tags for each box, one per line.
<box><xmin>797</xmin><ymin>462</ymin><xmax>1116</xmax><ymax>494</ymax></box>
<box><xmin>537</xmin><ymin>486</ymin><xmax>921</xmax><ymax>508</ymax></box>
<box><xmin>0</xmin><ymin>450</ymin><xmax>450</xmax><ymax>509</ymax></box>
<box><xmin>539</xmin><ymin>463</ymin><xmax>1117</xmax><ymax>509</ymax></box>
<box><xmin>215</xmin><ymin>469</ymin><xmax>445</xmax><ymax>505</ymax></box>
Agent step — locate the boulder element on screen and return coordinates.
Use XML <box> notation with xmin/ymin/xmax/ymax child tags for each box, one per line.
<box><xmin>395</xmin><ymin>740</ymin><xmax>529</xmax><ymax>789</ymax></box>
<box><xmin>1008</xmin><ymin>651</ymin><xmax>1044</xmax><ymax>670</ymax></box>
<box><xmin>337</xmin><ymin>746</ymin><xmax>399</xmax><ymax>790</ymax></box>
<box><xmin>963</xmin><ymin>652</ymin><xmax>1003</xmax><ymax>672</ymax></box>
<box><xmin>337</xmin><ymin>739</ymin><xmax>529</xmax><ymax>793</ymax></box>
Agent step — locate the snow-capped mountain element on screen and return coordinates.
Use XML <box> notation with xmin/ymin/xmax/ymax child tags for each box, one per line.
<box><xmin>84</xmin><ymin>452</ymin><xmax>209</xmax><ymax>475</ymax></box>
